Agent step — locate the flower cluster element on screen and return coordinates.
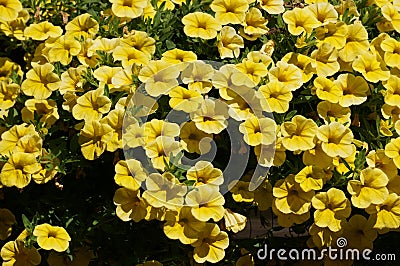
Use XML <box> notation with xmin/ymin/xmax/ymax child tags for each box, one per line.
<box><xmin>0</xmin><ymin>0</ymin><xmax>400</xmax><ymax>264</ymax></box>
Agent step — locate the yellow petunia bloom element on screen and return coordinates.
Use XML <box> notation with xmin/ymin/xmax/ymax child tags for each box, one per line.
<box><xmin>94</xmin><ymin>66</ymin><xmax>122</xmax><ymax>91</ymax></box>
<box><xmin>308</xmin><ymin>223</ymin><xmax>342</xmax><ymax>248</ymax></box>
<box><xmin>179</xmin><ymin>121</ymin><xmax>212</xmax><ymax>154</ymax></box>
<box><xmin>65</xmin><ymin>13</ymin><xmax>99</xmax><ymax>39</ymax></box>
<box><xmin>317</xmin><ymin>101</ymin><xmax>351</xmax><ymax>125</ymax></box>
<box><xmin>1</xmin><ymin>240</ymin><xmax>41</xmax><ymax>265</ymax></box>
<box><xmin>113</xmin><ymin>187</ymin><xmax>147</xmax><ymax>222</ymax></box>
<box><xmin>342</xmin><ymin>214</ymin><xmax>377</xmax><ymax>250</ymax></box>
<box><xmin>310</xmin><ymin>42</ymin><xmax>340</xmax><ymax>77</ymax></box>
<box><xmin>315</xmin><ymin>21</ymin><xmax>348</xmax><ymax>49</ymax></box>
<box><xmin>303</xmin><ymin>141</ymin><xmax>334</xmax><ymax>169</ymax></box>
<box><xmin>347</xmin><ymin>167</ymin><xmax>389</xmax><ymax>209</ymax></box>
<box><xmin>187</xmin><ymin>161</ymin><xmax>223</xmax><ymax>187</ymax></box>
<box><xmin>229</xmin><ymin>180</ymin><xmax>254</xmax><ymax>203</ymax></box>
<box><xmin>217</xmin><ymin>26</ymin><xmax>244</xmax><ymax>59</ymax></box>
<box><xmin>0</xmin><ymin>9</ymin><xmax>28</xmax><ymax>41</ymax></box>
<box><xmin>0</xmin><ymin>79</ymin><xmax>19</xmax><ymax>110</ymax></box>
<box><xmin>163</xmin><ymin>206</ymin><xmax>206</xmax><ymax>244</ymax></box>
<box><xmin>312</xmin><ymin>188</ymin><xmax>351</xmax><ymax>232</ymax></box>
<box><xmin>109</xmin><ymin>0</ymin><xmax>147</xmax><ymax>19</ymax></box>
<box><xmin>366</xmin><ymin>149</ymin><xmax>398</xmax><ymax>180</ymax></box>
<box><xmin>87</xmin><ymin>37</ymin><xmax>120</xmax><ymax>56</ymax></box>
<box><xmin>239</xmin><ymin>115</ymin><xmax>276</xmax><ymax>146</ymax></box>
<box><xmin>59</xmin><ymin>66</ymin><xmax>86</xmax><ymax>95</ymax></box>
<box><xmin>381</xmin><ymin>4</ymin><xmax>400</xmax><ymax>33</ymax></box>
<box><xmin>120</xmin><ymin>30</ymin><xmax>156</xmax><ymax>56</ymax></box>
<box><xmin>366</xmin><ymin>193</ymin><xmax>400</xmax><ymax>229</ymax></box>
<box><xmin>210</xmin><ymin>0</ymin><xmax>249</xmax><ymax>25</ymax></box>
<box><xmin>316</xmin><ymin>122</ymin><xmax>355</xmax><ymax>158</ymax></box>
<box><xmin>144</xmin><ymin>136</ymin><xmax>181</xmax><ymax>171</ymax></box>
<box><xmin>338</xmin><ymin>21</ymin><xmax>369</xmax><ymax>62</ymax></box>
<box><xmin>185</xmin><ymin>186</ymin><xmax>225</xmax><ymax>221</ymax></box>
<box><xmin>101</xmin><ymin>108</ymin><xmax>124</xmax><ymax>152</ymax></box>
<box><xmin>47</xmin><ymin>35</ymin><xmax>82</xmax><ymax>65</ymax></box>
<box><xmin>112</xmin><ymin>46</ymin><xmax>150</xmax><ymax>68</ymax></box>
<box><xmin>352</xmin><ymin>52</ymin><xmax>390</xmax><ymax>83</ymax></box>
<box><xmin>0</xmin><ymin>123</ymin><xmax>38</xmax><ymax>156</ymax></box>
<box><xmin>240</xmin><ymin>7</ymin><xmax>268</xmax><ymax>41</ymax></box>
<box><xmin>235</xmin><ymin>60</ymin><xmax>268</xmax><ymax>84</ymax></box>
<box><xmin>21</xmin><ymin>99</ymin><xmax>59</xmax><ymax>128</ymax></box>
<box><xmin>335</xmin><ymin>73</ymin><xmax>369</xmax><ymax>107</ymax></box>
<box><xmin>223</xmin><ymin>208</ymin><xmax>247</xmax><ymax>233</ymax></box>
<box><xmin>76</xmin><ymin>38</ymin><xmax>100</xmax><ymax>68</ymax></box>
<box><xmin>258</xmin><ymin>0</ymin><xmax>284</xmax><ymax>14</ymax></box>
<box><xmin>114</xmin><ymin>159</ymin><xmax>147</xmax><ymax>191</ymax></box>
<box><xmin>258</xmin><ymin>80</ymin><xmax>293</xmax><ymax>113</ymax></box>
<box><xmin>383</xmin><ymin>75</ymin><xmax>400</xmax><ymax>108</ymax></box>
<box><xmin>0</xmin><ymin>0</ymin><xmax>22</xmax><ymax>22</ymax></box>
<box><xmin>78</xmin><ymin>120</ymin><xmax>114</xmax><ymax>160</ymax></box>
<box><xmin>282</xmin><ymin>7</ymin><xmax>321</xmax><ymax>36</ymax></box>
<box><xmin>33</xmin><ymin>223</ymin><xmax>71</xmax><ymax>252</ymax></box>
<box><xmin>313</xmin><ymin>77</ymin><xmax>342</xmax><ymax>103</ymax></box>
<box><xmin>281</xmin><ymin>52</ymin><xmax>315</xmax><ymax>83</ymax></box>
<box><xmin>385</xmin><ymin>137</ymin><xmax>400</xmax><ymax>168</ymax></box>
<box><xmin>143</xmin><ymin>119</ymin><xmax>180</xmax><ymax>144</ymax></box>
<box><xmin>72</xmin><ymin>88</ymin><xmax>111</xmax><ymax>122</ymax></box>
<box><xmin>168</xmin><ymin>86</ymin><xmax>203</xmax><ymax>113</ymax></box>
<box><xmin>142</xmin><ymin>172</ymin><xmax>187</xmax><ymax>210</ymax></box>
<box><xmin>381</xmin><ymin>37</ymin><xmax>400</xmax><ymax>68</ymax></box>
<box><xmin>24</xmin><ymin>21</ymin><xmax>62</xmax><ymax>41</ymax></box>
<box><xmin>191</xmin><ymin>223</ymin><xmax>229</xmax><ymax>263</ymax></box>
<box><xmin>281</xmin><ymin>115</ymin><xmax>318</xmax><ymax>151</ymax></box>
<box><xmin>190</xmin><ymin>99</ymin><xmax>229</xmax><ymax>134</ymax></box>
<box><xmin>182</xmin><ymin>12</ymin><xmax>222</xmax><ymax>39</ymax></box>
<box><xmin>268</xmin><ymin>61</ymin><xmax>303</xmax><ymax>91</ymax></box>
<box><xmin>295</xmin><ymin>165</ymin><xmax>326</xmax><ymax>192</ymax></box>
<box><xmin>182</xmin><ymin>61</ymin><xmax>214</xmax><ymax>94</ymax></box>
<box><xmin>0</xmin><ymin>152</ymin><xmax>41</xmax><ymax>188</ymax></box>
<box><xmin>21</xmin><ymin>62</ymin><xmax>60</xmax><ymax>99</ymax></box>
<box><xmin>111</xmin><ymin>64</ymin><xmax>139</xmax><ymax>93</ymax></box>
<box><xmin>161</xmin><ymin>48</ymin><xmax>197</xmax><ymax>64</ymax></box>
<box><xmin>273</xmin><ymin>174</ymin><xmax>314</xmax><ymax>215</ymax></box>
<box><xmin>0</xmin><ymin>57</ymin><xmax>22</xmax><ymax>80</ymax></box>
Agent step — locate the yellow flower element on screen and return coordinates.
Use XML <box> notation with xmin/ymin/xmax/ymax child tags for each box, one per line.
<box><xmin>78</xmin><ymin>120</ymin><xmax>114</xmax><ymax>160</ymax></box>
<box><xmin>187</xmin><ymin>161</ymin><xmax>223</xmax><ymax>187</ymax></box>
<box><xmin>0</xmin><ymin>57</ymin><xmax>22</xmax><ymax>80</ymax></box>
<box><xmin>59</xmin><ymin>66</ymin><xmax>86</xmax><ymax>95</ymax></box>
<box><xmin>0</xmin><ymin>0</ymin><xmax>22</xmax><ymax>22</ymax></box>
<box><xmin>24</xmin><ymin>21</ymin><xmax>62</xmax><ymax>41</ymax></box>
<box><xmin>379</xmin><ymin>119</ymin><xmax>393</xmax><ymax>137</ymax></box>
<box><xmin>111</xmin><ymin>64</ymin><xmax>139</xmax><ymax>93</ymax></box>
<box><xmin>109</xmin><ymin>0</ymin><xmax>147</xmax><ymax>18</ymax></box>
<box><xmin>179</xmin><ymin>121</ymin><xmax>212</xmax><ymax>154</ymax></box>
<box><xmin>239</xmin><ymin>115</ymin><xmax>276</xmax><ymax>146</ymax></box>
<box><xmin>315</xmin><ymin>21</ymin><xmax>348</xmax><ymax>49</ymax></box>
<box><xmin>1</xmin><ymin>240</ymin><xmax>41</xmax><ymax>265</ymax></box>
<box><xmin>381</xmin><ymin>37</ymin><xmax>400</xmax><ymax>68</ymax></box>
<box><xmin>182</xmin><ymin>12</ymin><xmax>222</xmax><ymax>39</ymax></box>
<box><xmin>313</xmin><ymin>77</ymin><xmax>342</xmax><ymax>103</ymax></box>
<box><xmin>223</xmin><ymin>208</ymin><xmax>247</xmax><ymax>233</ymax></box>
<box><xmin>268</xmin><ymin>61</ymin><xmax>303</xmax><ymax>91</ymax></box>
<box><xmin>273</xmin><ymin>174</ymin><xmax>314</xmax><ymax>214</ymax></box>
<box><xmin>21</xmin><ymin>62</ymin><xmax>61</xmax><ymax>99</ymax></box>
<box><xmin>295</xmin><ymin>165</ymin><xmax>326</xmax><ymax>192</ymax></box>
<box><xmin>161</xmin><ymin>48</ymin><xmax>197</xmax><ymax>64</ymax></box>
<box><xmin>306</xmin><ymin>2</ymin><xmax>338</xmax><ymax>26</ymax></box>
<box><xmin>272</xmin><ymin>203</ymin><xmax>310</xmax><ymax>227</ymax></box>
<box><xmin>168</xmin><ymin>86</ymin><xmax>203</xmax><ymax>113</ymax></box>
<box><xmin>0</xmin><ymin>79</ymin><xmax>19</xmax><ymax>110</ymax></box>
<box><xmin>138</xmin><ymin>60</ymin><xmax>180</xmax><ymax>97</ymax></box>
<box><xmin>347</xmin><ymin>167</ymin><xmax>389</xmax><ymax>209</ymax></box>
<box><xmin>120</xmin><ymin>30</ymin><xmax>156</xmax><ymax>56</ymax></box>
<box><xmin>316</xmin><ymin>122</ymin><xmax>355</xmax><ymax>158</ymax></box>
<box><xmin>366</xmin><ymin>193</ymin><xmax>400</xmax><ymax>229</ymax></box>
<box><xmin>212</xmin><ymin>64</ymin><xmax>252</xmax><ymax>100</ymax></box>
<box><xmin>112</xmin><ymin>46</ymin><xmax>150</xmax><ymax>68</ymax></box>
<box><xmin>21</xmin><ymin>99</ymin><xmax>59</xmax><ymax>128</ymax></box>
<box><xmin>76</xmin><ymin>39</ymin><xmax>100</xmax><ymax>68</ymax></box>
<box><xmin>190</xmin><ymin>99</ymin><xmax>229</xmax><ymax>134</ymax></box>
<box><xmin>191</xmin><ymin>223</ymin><xmax>229</xmax><ymax>263</ymax></box>
<box><xmin>47</xmin><ymin>35</ymin><xmax>81</xmax><ymax>65</ymax></box>
<box><xmin>282</xmin><ymin>7</ymin><xmax>321</xmax><ymax>36</ymax></box>
<box><xmin>258</xmin><ymin>80</ymin><xmax>293</xmax><ymax>113</ymax></box>
<box><xmin>0</xmin><ymin>152</ymin><xmax>41</xmax><ymax>188</ymax></box>
<box><xmin>366</xmin><ymin>149</ymin><xmax>398</xmax><ymax>180</ymax></box>
<box><xmin>385</xmin><ymin>137</ymin><xmax>400</xmax><ymax>168</ymax></box>
<box><xmin>335</xmin><ymin>73</ymin><xmax>369</xmax><ymax>107</ymax></box>
<box><xmin>229</xmin><ymin>180</ymin><xmax>254</xmax><ymax>202</ymax></box>
<box><xmin>142</xmin><ymin>172</ymin><xmax>187</xmax><ymax>210</ymax></box>
<box><xmin>114</xmin><ymin>187</ymin><xmax>147</xmax><ymax>222</ymax></box>
<box><xmin>143</xmin><ymin>119</ymin><xmax>180</xmax><ymax>144</ymax></box>
<box><xmin>0</xmin><ymin>209</ymin><xmax>15</xmax><ymax>240</ymax></box>
<box><xmin>342</xmin><ymin>214</ymin><xmax>377</xmax><ymax>250</ymax></box>
<box><xmin>72</xmin><ymin>88</ymin><xmax>112</xmax><ymax>122</ymax></box>
<box><xmin>65</xmin><ymin>13</ymin><xmax>99</xmax><ymax>39</ymax></box>
<box><xmin>303</xmin><ymin>141</ymin><xmax>334</xmax><ymax>169</ymax></box>
<box><xmin>240</xmin><ymin>7</ymin><xmax>268</xmax><ymax>40</ymax></box>
<box><xmin>235</xmin><ymin>60</ymin><xmax>268</xmax><ymax>84</ymax></box>
<box><xmin>33</xmin><ymin>223</ymin><xmax>71</xmax><ymax>252</ymax></box>
<box><xmin>88</xmin><ymin>37</ymin><xmax>120</xmax><ymax>56</ymax></box>
<box><xmin>115</xmin><ymin>159</ymin><xmax>147</xmax><ymax>191</ymax></box>
<box><xmin>381</xmin><ymin>4</ymin><xmax>400</xmax><ymax>33</ymax></box>
<box><xmin>185</xmin><ymin>186</ymin><xmax>225</xmax><ymax>221</ymax></box>
<box><xmin>163</xmin><ymin>206</ymin><xmax>206</xmax><ymax>244</ymax></box>
<box><xmin>316</xmin><ymin>101</ymin><xmax>351</xmax><ymax>125</ymax></box>
<box><xmin>94</xmin><ymin>66</ymin><xmax>122</xmax><ymax>92</ymax></box>
<box><xmin>0</xmin><ymin>123</ymin><xmax>37</xmax><ymax>156</ymax></box>
<box><xmin>383</xmin><ymin>75</ymin><xmax>400</xmax><ymax>107</ymax></box>
<box><xmin>281</xmin><ymin>52</ymin><xmax>315</xmax><ymax>83</ymax></box>
<box><xmin>312</xmin><ymin>188</ymin><xmax>351</xmax><ymax>232</ymax></box>
<box><xmin>258</xmin><ymin>0</ymin><xmax>284</xmax><ymax>14</ymax></box>
<box><xmin>182</xmin><ymin>61</ymin><xmax>214</xmax><ymax>94</ymax></box>
<box><xmin>310</xmin><ymin>42</ymin><xmax>340</xmax><ymax>77</ymax></box>
<box><xmin>0</xmin><ymin>9</ymin><xmax>27</xmax><ymax>41</ymax></box>
<box><xmin>352</xmin><ymin>52</ymin><xmax>390</xmax><ymax>83</ymax></box>
<box><xmin>144</xmin><ymin>136</ymin><xmax>181</xmax><ymax>171</ymax></box>
<box><xmin>101</xmin><ymin>108</ymin><xmax>124</xmax><ymax>152</ymax></box>
<box><xmin>281</xmin><ymin>115</ymin><xmax>318</xmax><ymax>151</ymax></box>
<box><xmin>217</xmin><ymin>26</ymin><xmax>244</xmax><ymax>59</ymax></box>
<box><xmin>338</xmin><ymin>21</ymin><xmax>369</xmax><ymax>62</ymax></box>
<box><xmin>210</xmin><ymin>0</ymin><xmax>249</xmax><ymax>25</ymax></box>
<box><xmin>308</xmin><ymin>223</ymin><xmax>342</xmax><ymax>248</ymax></box>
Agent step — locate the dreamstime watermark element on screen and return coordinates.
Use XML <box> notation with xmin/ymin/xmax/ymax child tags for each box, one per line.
<box><xmin>122</xmin><ymin>60</ymin><xmax>276</xmax><ymax>208</ymax></box>
<box><xmin>257</xmin><ymin>237</ymin><xmax>397</xmax><ymax>262</ymax></box>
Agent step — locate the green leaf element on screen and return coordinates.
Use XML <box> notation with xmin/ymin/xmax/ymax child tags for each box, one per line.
<box><xmin>22</xmin><ymin>214</ymin><xmax>32</xmax><ymax>230</ymax></box>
